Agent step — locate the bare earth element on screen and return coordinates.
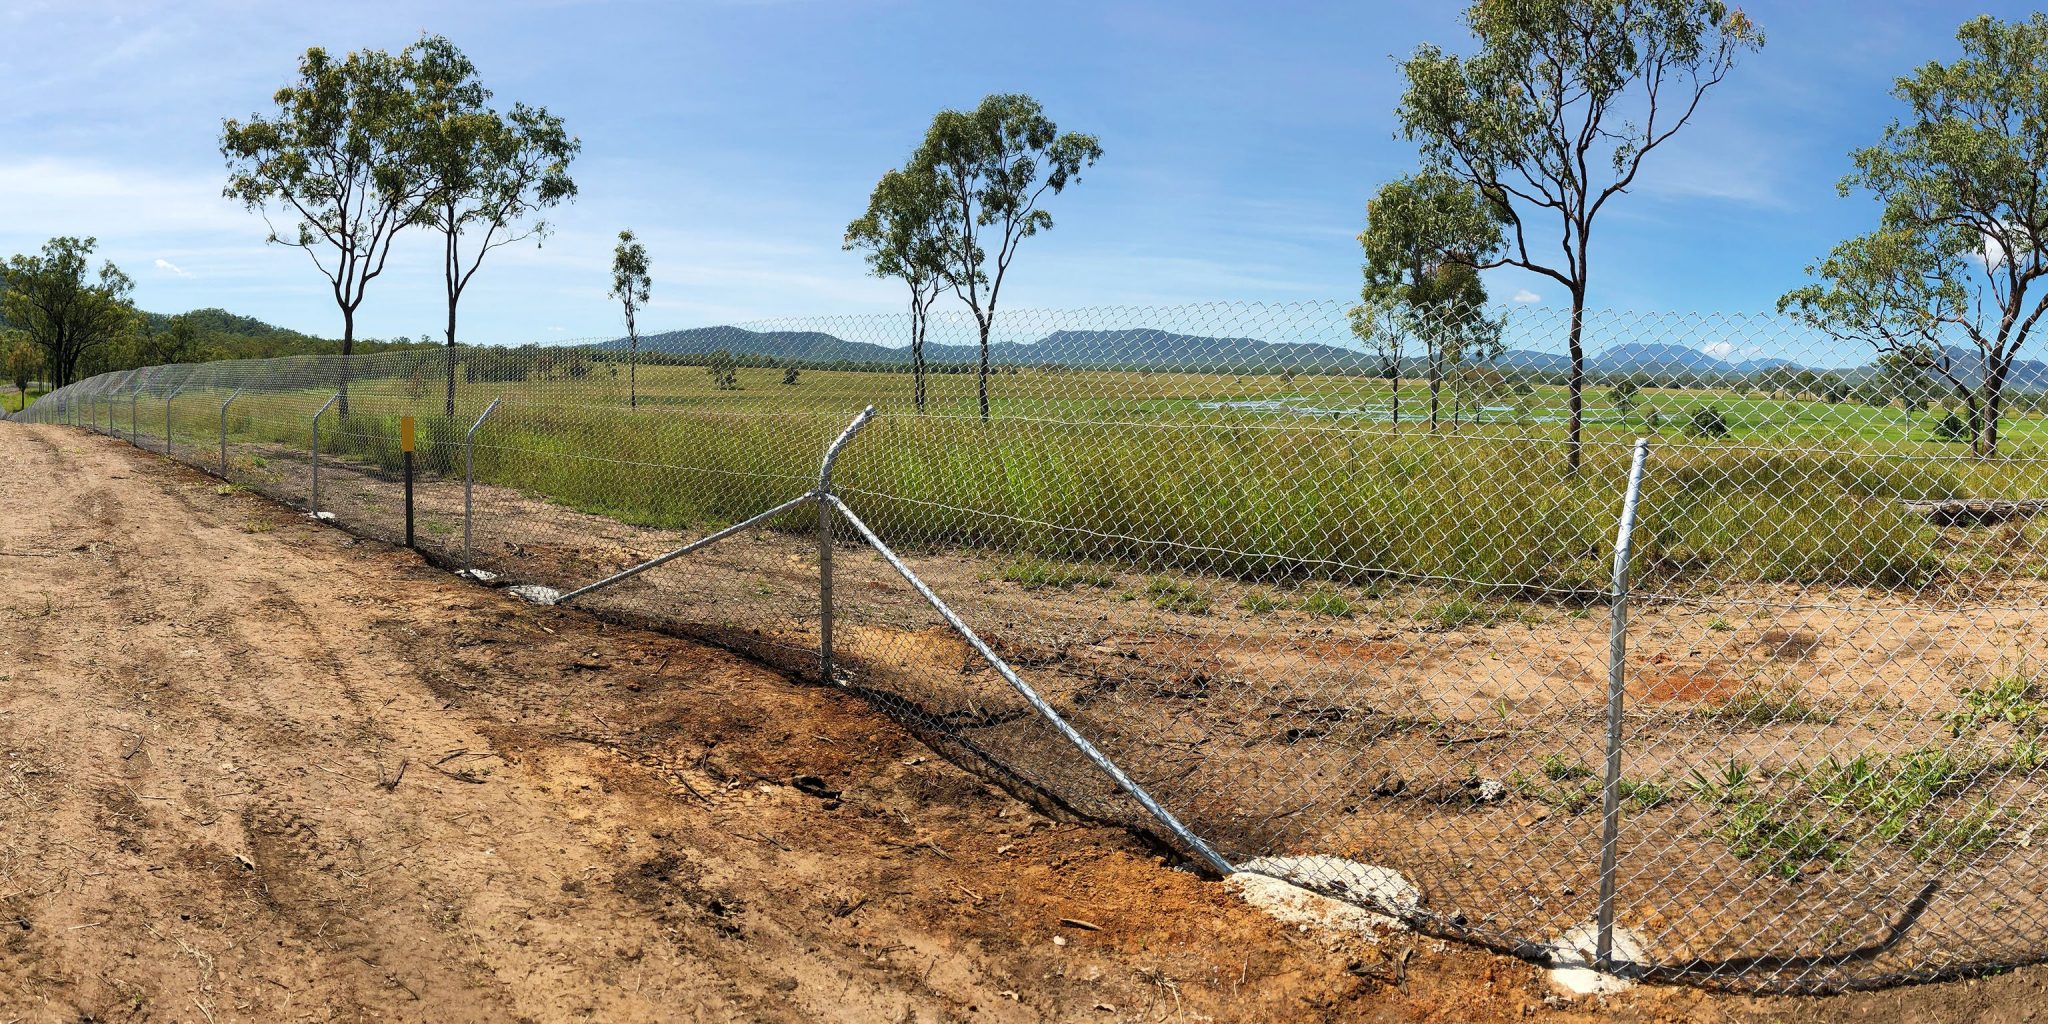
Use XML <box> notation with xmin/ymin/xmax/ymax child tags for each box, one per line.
<box><xmin>4</xmin><ymin>422</ymin><xmax>2048</xmax><ymax>1023</ymax></box>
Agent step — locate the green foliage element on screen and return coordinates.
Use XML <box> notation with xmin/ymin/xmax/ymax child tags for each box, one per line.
<box><xmin>410</xmin><ymin>32</ymin><xmax>579</xmax><ymax>407</ymax></box>
<box><xmin>705</xmin><ymin>350</ymin><xmax>740</xmax><ymax>390</ymax></box>
<box><xmin>221</xmin><ymin>40</ymin><xmax>445</xmax><ymax>351</ymax></box>
<box><xmin>1608</xmin><ymin>377</ymin><xmax>1640</xmax><ymax>413</ymax></box>
<box><xmin>0</xmin><ymin>236</ymin><xmax>135</xmax><ymax>387</ymax></box>
<box><xmin>611</xmin><ymin>229</ymin><xmax>651</xmax><ymax>406</ymax></box>
<box><xmin>847</xmin><ymin>163</ymin><xmax>951</xmax><ymax>413</ymax></box>
<box><xmin>1429</xmin><ymin>597</ymin><xmax>1486</xmax><ymax>628</ymax></box>
<box><xmin>1398</xmin><ymin>0</ymin><xmax>1761</xmax><ymax>468</ymax></box>
<box><xmin>999</xmin><ymin>556</ymin><xmax>1113</xmax><ymax>590</ymax></box>
<box><xmin>1297</xmin><ymin>587</ymin><xmax>1354</xmax><ymax>618</ymax></box>
<box><xmin>1947</xmin><ymin>669</ymin><xmax>2042</xmax><ymax>735</ymax></box>
<box><xmin>1619</xmin><ymin>778</ymin><xmax>1673</xmax><ymax>811</ymax></box>
<box><xmin>1781</xmin><ymin>14</ymin><xmax>2048</xmax><ymax>458</ymax></box>
<box><xmin>1541</xmin><ymin>754</ymin><xmax>1592</xmax><ymax>782</ymax></box>
<box><xmin>1932</xmin><ymin>410</ymin><xmax>1971</xmax><ymax>443</ymax></box>
<box><xmin>1347</xmin><ymin>173</ymin><xmax>1504</xmax><ymax>427</ymax></box>
<box><xmin>1143</xmin><ymin>576</ymin><xmax>1210</xmax><ymax>614</ymax></box>
<box><xmin>912</xmin><ymin>93</ymin><xmax>1102</xmax><ymax>419</ymax></box>
<box><xmin>1689</xmin><ymin>405</ymin><xmax>1731</xmax><ymax>437</ymax></box>
<box><xmin>1238</xmin><ymin>589</ymin><xmax>1281</xmax><ymax>613</ymax></box>
<box><xmin>1721</xmin><ymin>797</ymin><xmax>1840</xmax><ymax>878</ymax></box>
<box><xmin>1710</xmin><ymin>682</ymin><xmax>1828</xmax><ymax>725</ymax></box>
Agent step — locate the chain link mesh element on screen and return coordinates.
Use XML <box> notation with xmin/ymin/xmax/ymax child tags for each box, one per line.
<box><xmin>13</xmin><ymin>300</ymin><xmax>2048</xmax><ymax>992</ymax></box>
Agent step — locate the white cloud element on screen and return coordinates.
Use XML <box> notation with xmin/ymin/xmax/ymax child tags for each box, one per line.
<box><xmin>1702</xmin><ymin>341</ymin><xmax>1765</xmax><ymax>361</ymax></box>
<box><xmin>153</xmin><ymin>258</ymin><xmax>191</xmax><ymax>278</ymax></box>
<box><xmin>1511</xmin><ymin>289</ymin><xmax>1541</xmax><ymax>304</ymax></box>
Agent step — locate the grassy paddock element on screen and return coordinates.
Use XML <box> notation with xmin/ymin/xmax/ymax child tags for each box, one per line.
<box><xmin>124</xmin><ymin>361</ymin><xmax>2048</xmax><ymax>592</ymax></box>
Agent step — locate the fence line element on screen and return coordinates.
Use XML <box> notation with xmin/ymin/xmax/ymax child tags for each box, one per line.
<box><xmin>12</xmin><ymin>301</ymin><xmax>2048</xmax><ymax>993</ymax></box>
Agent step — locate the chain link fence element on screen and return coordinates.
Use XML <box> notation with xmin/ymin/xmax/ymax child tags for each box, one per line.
<box><xmin>12</xmin><ymin>300</ymin><xmax>2048</xmax><ymax>993</ymax></box>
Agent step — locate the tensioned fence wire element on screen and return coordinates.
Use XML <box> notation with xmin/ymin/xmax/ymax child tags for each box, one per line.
<box><xmin>12</xmin><ymin>300</ymin><xmax>2048</xmax><ymax>994</ymax></box>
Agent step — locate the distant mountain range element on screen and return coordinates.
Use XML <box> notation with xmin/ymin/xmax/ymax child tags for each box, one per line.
<box><xmin>594</xmin><ymin>325</ymin><xmax>2048</xmax><ymax>390</ymax></box>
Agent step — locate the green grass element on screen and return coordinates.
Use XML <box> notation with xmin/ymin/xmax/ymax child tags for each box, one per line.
<box><xmin>1430</xmin><ymin>597</ymin><xmax>1489</xmax><ymax>628</ymax></box>
<box><xmin>1709</xmin><ymin>682</ymin><xmax>1831</xmax><ymax>726</ymax></box>
<box><xmin>998</xmin><ymin>556</ymin><xmax>1114</xmax><ymax>590</ymax></box>
<box><xmin>2</xmin><ymin>388</ymin><xmax>45</xmax><ymax>415</ymax></box>
<box><xmin>1948</xmin><ymin>668</ymin><xmax>2042</xmax><ymax>735</ymax></box>
<box><xmin>1721</xmin><ymin>798</ymin><xmax>1843</xmax><ymax>878</ymax></box>
<box><xmin>1297</xmin><ymin>586</ymin><xmax>1354</xmax><ymax>618</ymax></box>
<box><xmin>1143</xmin><ymin>576</ymin><xmax>1210</xmax><ymax>614</ymax></box>
<box><xmin>1238</xmin><ymin>589</ymin><xmax>1281</xmax><ymax>613</ymax></box>
<box><xmin>1541</xmin><ymin>754</ymin><xmax>1594</xmax><ymax>782</ymax></box>
<box><xmin>81</xmin><ymin>358</ymin><xmax>2048</xmax><ymax>594</ymax></box>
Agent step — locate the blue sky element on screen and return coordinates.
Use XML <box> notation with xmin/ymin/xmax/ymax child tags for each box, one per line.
<box><xmin>0</xmin><ymin>1</ymin><xmax>2032</xmax><ymax>346</ymax></box>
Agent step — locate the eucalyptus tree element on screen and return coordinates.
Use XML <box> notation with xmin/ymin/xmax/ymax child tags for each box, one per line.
<box><xmin>846</xmin><ymin>164</ymin><xmax>951</xmax><ymax>413</ymax></box>
<box><xmin>1348</xmin><ymin>172</ymin><xmax>1504</xmax><ymax>431</ymax></box>
<box><xmin>610</xmin><ymin>231</ymin><xmax>651</xmax><ymax>408</ymax></box>
<box><xmin>1781</xmin><ymin>14</ymin><xmax>2048</xmax><ymax>457</ymax></box>
<box><xmin>0</xmin><ymin>237</ymin><xmax>135</xmax><ymax>388</ymax></box>
<box><xmin>5</xmin><ymin>333</ymin><xmax>38</xmax><ymax>410</ymax></box>
<box><xmin>413</xmin><ymin>35</ymin><xmax>580</xmax><ymax>414</ymax></box>
<box><xmin>223</xmin><ymin>43</ymin><xmax>442</xmax><ymax>413</ymax></box>
<box><xmin>1398</xmin><ymin>0</ymin><xmax>1762</xmax><ymax>471</ymax></box>
<box><xmin>914</xmin><ymin>93</ymin><xmax>1101</xmax><ymax>420</ymax></box>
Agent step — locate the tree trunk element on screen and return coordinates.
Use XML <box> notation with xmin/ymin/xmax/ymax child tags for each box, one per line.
<box><xmin>1566</xmin><ymin>293</ymin><xmax>1586</xmax><ymax>476</ymax></box>
<box><xmin>1980</xmin><ymin>352</ymin><xmax>2010</xmax><ymax>458</ymax></box>
<box><xmin>1428</xmin><ymin>349</ymin><xmax>1442</xmax><ymax>432</ymax></box>
<box><xmin>912</xmin><ymin>304</ymin><xmax>927</xmax><ymax>414</ymax></box>
<box><xmin>976</xmin><ymin>317</ymin><xmax>991</xmax><ymax>421</ymax></box>
<box><xmin>629</xmin><ymin>333</ymin><xmax>638</xmax><ymax>409</ymax></box>
<box><xmin>1390</xmin><ymin>363</ymin><xmax>1400</xmax><ymax>431</ymax></box>
<box><xmin>339</xmin><ymin>308</ymin><xmax>355</xmax><ymax>417</ymax></box>
<box><xmin>444</xmin><ymin>291</ymin><xmax>458</xmax><ymax>417</ymax></box>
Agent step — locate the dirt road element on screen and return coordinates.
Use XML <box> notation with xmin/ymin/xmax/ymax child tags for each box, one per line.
<box><xmin>3</xmin><ymin>421</ymin><xmax>2047</xmax><ymax>1023</ymax></box>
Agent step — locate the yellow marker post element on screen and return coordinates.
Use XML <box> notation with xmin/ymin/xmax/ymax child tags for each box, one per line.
<box><xmin>401</xmin><ymin>416</ymin><xmax>416</xmax><ymax>547</ymax></box>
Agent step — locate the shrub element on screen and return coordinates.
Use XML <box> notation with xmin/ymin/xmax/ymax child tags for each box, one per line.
<box><xmin>1689</xmin><ymin>405</ymin><xmax>1731</xmax><ymax>438</ymax></box>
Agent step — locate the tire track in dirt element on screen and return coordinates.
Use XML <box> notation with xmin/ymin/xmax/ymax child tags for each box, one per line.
<box><xmin>15</xmin><ymin>422</ymin><xmax>2048</xmax><ymax>1023</ymax></box>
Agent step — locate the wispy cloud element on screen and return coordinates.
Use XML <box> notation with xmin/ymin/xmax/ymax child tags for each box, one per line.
<box><xmin>153</xmin><ymin>257</ymin><xmax>192</xmax><ymax>278</ymax></box>
<box><xmin>1511</xmin><ymin>288</ymin><xmax>1541</xmax><ymax>304</ymax></box>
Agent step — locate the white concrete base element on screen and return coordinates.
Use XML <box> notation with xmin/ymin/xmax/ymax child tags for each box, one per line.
<box><xmin>507</xmin><ymin>584</ymin><xmax>562</xmax><ymax>606</ymax></box>
<box><xmin>1543</xmin><ymin>921</ymin><xmax>1643</xmax><ymax>996</ymax></box>
<box><xmin>1226</xmin><ymin>855</ymin><xmax>1421</xmax><ymax>938</ymax></box>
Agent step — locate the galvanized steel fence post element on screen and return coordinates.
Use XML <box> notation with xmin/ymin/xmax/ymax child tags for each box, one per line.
<box><xmin>163</xmin><ymin>381</ymin><xmax>188</xmax><ymax>456</ymax></box>
<box><xmin>1595</xmin><ymin>437</ymin><xmax>1653</xmax><ymax>972</ymax></box>
<box><xmin>310</xmin><ymin>391</ymin><xmax>340</xmax><ymax>516</ymax></box>
<box><xmin>462</xmin><ymin>396</ymin><xmax>505</xmax><ymax>572</ymax></box>
<box><xmin>219</xmin><ymin>387</ymin><xmax>243</xmax><ymax>477</ymax></box>
<box><xmin>815</xmin><ymin>406</ymin><xmax>876</xmax><ymax>684</ymax></box>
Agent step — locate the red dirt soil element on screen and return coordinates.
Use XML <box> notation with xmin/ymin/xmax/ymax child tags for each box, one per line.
<box><xmin>3</xmin><ymin>422</ymin><xmax>2048</xmax><ymax>1022</ymax></box>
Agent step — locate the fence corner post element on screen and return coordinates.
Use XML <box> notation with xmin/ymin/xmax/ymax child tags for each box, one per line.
<box><xmin>815</xmin><ymin>405</ymin><xmax>877</xmax><ymax>684</ymax></box>
<box><xmin>1595</xmin><ymin>436</ymin><xmax>1653</xmax><ymax>973</ymax></box>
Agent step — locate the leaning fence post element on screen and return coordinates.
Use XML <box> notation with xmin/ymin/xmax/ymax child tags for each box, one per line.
<box><xmin>462</xmin><ymin>396</ymin><xmax>505</xmax><ymax>572</ymax></box>
<box><xmin>1595</xmin><ymin>437</ymin><xmax>1653</xmax><ymax>972</ymax></box>
<box><xmin>816</xmin><ymin>406</ymin><xmax>877</xmax><ymax>683</ymax></box>
<box><xmin>219</xmin><ymin>387</ymin><xmax>243</xmax><ymax>477</ymax></box>
<box><xmin>310</xmin><ymin>391</ymin><xmax>340</xmax><ymax>516</ymax></box>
